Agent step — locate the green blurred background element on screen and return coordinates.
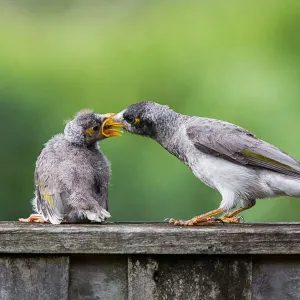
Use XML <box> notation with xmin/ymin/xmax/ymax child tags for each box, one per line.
<box><xmin>1</xmin><ymin>0</ymin><xmax>300</xmax><ymax>222</ymax></box>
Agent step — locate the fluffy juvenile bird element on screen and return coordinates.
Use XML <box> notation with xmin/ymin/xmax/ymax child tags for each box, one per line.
<box><xmin>19</xmin><ymin>110</ymin><xmax>123</xmax><ymax>224</ymax></box>
<box><xmin>113</xmin><ymin>101</ymin><xmax>300</xmax><ymax>225</ymax></box>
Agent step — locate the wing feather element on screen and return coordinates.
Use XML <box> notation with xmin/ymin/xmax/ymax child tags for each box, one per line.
<box><xmin>36</xmin><ymin>173</ymin><xmax>66</xmax><ymax>224</ymax></box>
<box><xmin>187</xmin><ymin>118</ymin><xmax>300</xmax><ymax>177</ymax></box>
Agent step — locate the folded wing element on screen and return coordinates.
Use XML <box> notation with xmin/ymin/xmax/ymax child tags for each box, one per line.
<box><xmin>187</xmin><ymin>118</ymin><xmax>300</xmax><ymax>177</ymax></box>
<box><xmin>35</xmin><ymin>173</ymin><xmax>66</xmax><ymax>224</ymax></box>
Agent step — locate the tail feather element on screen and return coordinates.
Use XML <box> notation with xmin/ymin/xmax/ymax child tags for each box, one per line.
<box><xmin>85</xmin><ymin>208</ymin><xmax>111</xmax><ymax>222</ymax></box>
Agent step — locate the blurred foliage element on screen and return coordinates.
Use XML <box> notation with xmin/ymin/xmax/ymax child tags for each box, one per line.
<box><xmin>1</xmin><ymin>0</ymin><xmax>300</xmax><ymax>222</ymax></box>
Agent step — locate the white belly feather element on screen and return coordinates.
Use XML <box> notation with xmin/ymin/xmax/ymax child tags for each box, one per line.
<box><xmin>169</xmin><ymin>131</ymin><xmax>300</xmax><ymax>210</ymax></box>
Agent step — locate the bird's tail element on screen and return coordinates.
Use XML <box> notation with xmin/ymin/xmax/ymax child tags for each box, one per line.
<box><xmin>85</xmin><ymin>207</ymin><xmax>111</xmax><ymax>222</ymax></box>
<box><xmin>70</xmin><ymin>192</ymin><xmax>111</xmax><ymax>222</ymax></box>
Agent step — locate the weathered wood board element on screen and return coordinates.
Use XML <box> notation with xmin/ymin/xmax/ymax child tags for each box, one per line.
<box><xmin>253</xmin><ymin>256</ymin><xmax>300</xmax><ymax>300</ymax></box>
<box><xmin>0</xmin><ymin>255</ymin><xmax>69</xmax><ymax>300</ymax></box>
<box><xmin>69</xmin><ymin>255</ymin><xmax>128</xmax><ymax>300</ymax></box>
<box><xmin>128</xmin><ymin>255</ymin><xmax>252</xmax><ymax>300</ymax></box>
<box><xmin>1</xmin><ymin>222</ymin><xmax>300</xmax><ymax>254</ymax></box>
<box><xmin>0</xmin><ymin>223</ymin><xmax>299</xmax><ymax>299</ymax></box>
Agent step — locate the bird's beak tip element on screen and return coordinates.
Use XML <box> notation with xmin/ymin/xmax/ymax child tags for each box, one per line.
<box><xmin>101</xmin><ymin>115</ymin><xmax>125</xmax><ymax>138</ymax></box>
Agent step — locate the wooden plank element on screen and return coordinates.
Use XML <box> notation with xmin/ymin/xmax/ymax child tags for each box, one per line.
<box><xmin>1</xmin><ymin>222</ymin><xmax>300</xmax><ymax>254</ymax></box>
<box><xmin>0</xmin><ymin>255</ymin><xmax>69</xmax><ymax>300</ymax></box>
<box><xmin>128</xmin><ymin>256</ymin><xmax>159</xmax><ymax>300</ymax></box>
<box><xmin>69</xmin><ymin>255</ymin><xmax>127</xmax><ymax>300</ymax></box>
<box><xmin>128</xmin><ymin>255</ymin><xmax>252</xmax><ymax>300</ymax></box>
<box><xmin>253</xmin><ymin>256</ymin><xmax>300</xmax><ymax>300</ymax></box>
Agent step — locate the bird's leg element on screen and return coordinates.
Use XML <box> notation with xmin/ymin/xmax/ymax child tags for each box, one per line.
<box><xmin>169</xmin><ymin>208</ymin><xmax>224</xmax><ymax>226</ymax></box>
<box><xmin>219</xmin><ymin>205</ymin><xmax>254</xmax><ymax>223</ymax></box>
<box><xmin>19</xmin><ymin>214</ymin><xmax>46</xmax><ymax>223</ymax></box>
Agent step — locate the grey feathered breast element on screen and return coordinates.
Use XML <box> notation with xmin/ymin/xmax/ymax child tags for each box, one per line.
<box><xmin>35</xmin><ymin>135</ymin><xmax>110</xmax><ymax>223</ymax></box>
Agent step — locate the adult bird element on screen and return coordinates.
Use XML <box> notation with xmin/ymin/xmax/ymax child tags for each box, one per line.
<box><xmin>19</xmin><ymin>110</ymin><xmax>124</xmax><ymax>224</ymax></box>
<box><xmin>112</xmin><ymin>101</ymin><xmax>300</xmax><ymax>225</ymax></box>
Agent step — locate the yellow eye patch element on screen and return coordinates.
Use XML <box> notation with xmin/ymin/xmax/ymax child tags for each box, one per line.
<box><xmin>85</xmin><ymin>125</ymin><xmax>100</xmax><ymax>136</ymax></box>
<box><xmin>85</xmin><ymin>128</ymin><xmax>96</xmax><ymax>136</ymax></box>
<box><xmin>134</xmin><ymin>118</ymin><xmax>141</xmax><ymax>125</ymax></box>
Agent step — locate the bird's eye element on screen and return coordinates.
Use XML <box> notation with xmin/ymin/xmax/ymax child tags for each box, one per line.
<box><xmin>125</xmin><ymin>115</ymin><xmax>135</xmax><ymax>124</ymax></box>
<box><xmin>125</xmin><ymin>115</ymin><xmax>141</xmax><ymax>125</ymax></box>
<box><xmin>85</xmin><ymin>125</ymin><xmax>100</xmax><ymax>136</ymax></box>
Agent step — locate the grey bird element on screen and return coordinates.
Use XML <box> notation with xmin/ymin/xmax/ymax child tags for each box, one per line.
<box><xmin>112</xmin><ymin>101</ymin><xmax>300</xmax><ymax>225</ymax></box>
<box><xmin>19</xmin><ymin>110</ymin><xmax>124</xmax><ymax>224</ymax></box>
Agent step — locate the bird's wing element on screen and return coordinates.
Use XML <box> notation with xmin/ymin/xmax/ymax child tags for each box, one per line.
<box><xmin>98</xmin><ymin>189</ymin><xmax>108</xmax><ymax>211</ymax></box>
<box><xmin>35</xmin><ymin>172</ymin><xmax>66</xmax><ymax>224</ymax></box>
<box><xmin>92</xmin><ymin>177</ymin><xmax>109</xmax><ymax>211</ymax></box>
<box><xmin>187</xmin><ymin>118</ymin><xmax>300</xmax><ymax>177</ymax></box>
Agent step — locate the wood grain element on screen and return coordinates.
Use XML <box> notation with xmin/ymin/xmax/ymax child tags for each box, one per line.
<box><xmin>1</xmin><ymin>222</ymin><xmax>300</xmax><ymax>254</ymax></box>
<box><xmin>69</xmin><ymin>255</ymin><xmax>128</xmax><ymax>300</ymax></box>
<box><xmin>0</xmin><ymin>255</ymin><xmax>69</xmax><ymax>300</ymax></box>
<box><xmin>253</xmin><ymin>255</ymin><xmax>300</xmax><ymax>300</ymax></box>
<box><xmin>128</xmin><ymin>255</ymin><xmax>252</xmax><ymax>300</ymax></box>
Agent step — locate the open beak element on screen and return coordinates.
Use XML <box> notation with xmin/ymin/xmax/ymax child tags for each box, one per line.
<box><xmin>101</xmin><ymin>114</ymin><xmax>125</xmax><ymax>138</ymax></box>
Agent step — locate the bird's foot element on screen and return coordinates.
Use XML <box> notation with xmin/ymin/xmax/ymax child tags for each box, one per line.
<box><xmin>218</xmin><ymin>213</ymin><xmax>243</xmax><ymax>224</ymax></box>
<box><xmin>169</xmin><ymin>217</ymin><xmax>220</xmax><ymax>226</ymax></box>
<box><xmin>19</xmin><ymin>214</ymin><xmax>46</xmax><ymax>223</ymax></box>
<box><xmin>169</xmin><ymin>208</ymin><xmax>225</xmax><ymax>226</ymax></box>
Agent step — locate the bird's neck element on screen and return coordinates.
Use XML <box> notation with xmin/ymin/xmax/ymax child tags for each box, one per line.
<box><xmin>155</xmin><ymin>112</ymin><xmax>189</xmax><ymax>149</ymax></box>
<box><xmin>64</xmin><ymin>135</ymin><xmax>100</xmax><ymax>150</ymax></box>
<box><xmin>89</xmin><ymin>142</ymin><xmax>101</xmax><ymax>151</ymax></box>
<box><xmin>64</xmin><ymin>135</ymin><xmax>84</xmax><ymax>146</ymax></box>
<box><xmin>64</xmin><ymin>122</ymin><xmax>100</xmax><ymax>150</ymax></box>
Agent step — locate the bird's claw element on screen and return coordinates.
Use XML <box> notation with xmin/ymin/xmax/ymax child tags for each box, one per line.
<box><xmin>169</xmin><ymin>217</ymin><xmax>220</xmax><ymax>226</ymax></box>
<box><xmin>209</xmin><ymin>217</ymin><xmax>225</xmax><ymax>225</ymax></box>
<box><xmin>219</xmin><ymin>215</ymin><xmax>243</xmax><ymax>224</ymax></box>
<box><xmin>238</xmin><ymin>215</ymin><xmax>245</xmax><ymax>223</ymax></box>
<box><xmin>168</xmin><ymin>218</ymin><xmax>187</xmax><ymax>226</ymax></box>
<box><xmin>19</xmin><ymin>214</ymin><xmax>46</xmax><ymax>223</ymax></box>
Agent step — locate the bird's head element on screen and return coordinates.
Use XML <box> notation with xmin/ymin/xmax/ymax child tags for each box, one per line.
<box><xmin>64</xmin><ymin>109</ymin><xmax>124</xmax><ymax>146</ymax></box>
<box><xmin>112</xmin><ymin>101</ymin><xmax>175</xmax><ymax>140</ymax></box>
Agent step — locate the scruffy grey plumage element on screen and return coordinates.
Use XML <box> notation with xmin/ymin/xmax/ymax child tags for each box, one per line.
<box><xmin>30</xmin><ymin>110</ymin><xmax>112</xmax><ymax>224</ymax></box>
<box><xmin>113</xmin><ymin>101</ymin><xmax>300</xmax><ymax>224</ymax></box>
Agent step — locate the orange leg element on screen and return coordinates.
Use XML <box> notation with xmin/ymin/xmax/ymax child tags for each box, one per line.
<box><xmin>220</xmin><ymin>206</ymin><xmax>254</xmax><ymax>223</ymax></box>
<box><xmin>169</xmin><ymin>208</ymin><xmax>225</xmax><ymax>226</ymax></box>
<box><xmin>19</xmin><ymin>214</ymin><xmax>46</xmax><ymax>223</ymax></box>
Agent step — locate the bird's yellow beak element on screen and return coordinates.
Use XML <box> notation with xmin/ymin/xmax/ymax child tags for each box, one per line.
<box><xmin>101</xmin><ymin>114</ymin><xmax>124</xmax><ymax>138</ymax></box>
